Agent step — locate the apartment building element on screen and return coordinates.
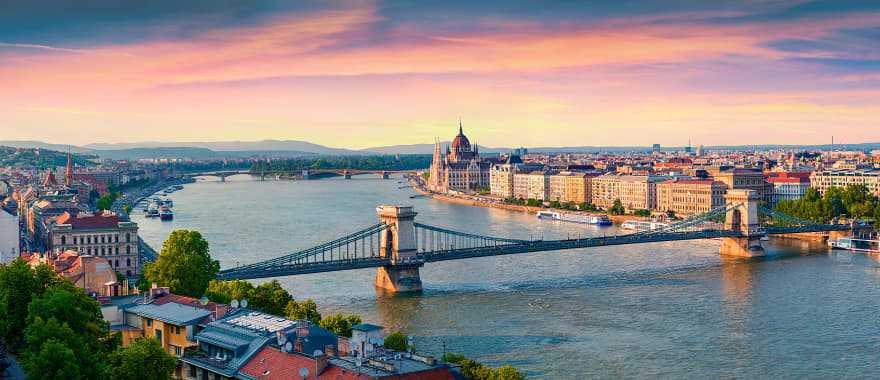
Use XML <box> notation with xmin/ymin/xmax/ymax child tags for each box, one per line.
<box><xmin>810</xmin><ymin>169</ymin><xmax>880</xmax><ymax>196</ymax></box>
<box><xmin>655</xmin><ymin>179</ymin><xmax>727</xmax><ymax>216</ymax></box>
<box><xmin>48</xmin><ymin>211</ymin><xmax>140</xmax><ymax>276</ymax></box>
<box><xmin>714</xmin><ymin>169</ymin><xmax>769</xmax><ymax>202</ymax></box>
<box><xmin>512</xmin><ymin>171</ymin><xmax>550</xmax><ymax>201</ymax></box>
<box><xmin>592</xmin><ymin>174</ymin><xmax>664</xmax><ymax>211</ymax></box>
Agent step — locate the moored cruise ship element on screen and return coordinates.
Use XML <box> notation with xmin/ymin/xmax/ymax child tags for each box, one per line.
<box><xmin>621</xmin><ymin>220</ymin><xmax>669</xmax><ymax>232</ymax></box>
<box><xmin>828</xmin><ymin>237</ymin><xmax>879</xmax><ymax>254</ymax></box>
<box><xmin>536</xmin><ymin>211</ymin><xmax>613</xmax><ymax>225</ymax></box>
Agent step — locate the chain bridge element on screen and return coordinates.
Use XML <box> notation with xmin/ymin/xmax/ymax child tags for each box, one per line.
<box><xmin>217</xmin><ymin>190</ymin><xmax>854</xmax><ymax>292</ymax></box>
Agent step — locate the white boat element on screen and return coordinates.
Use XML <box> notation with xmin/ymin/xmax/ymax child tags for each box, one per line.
<box><xmin>621</xmin><ymin>220</ymin><xmax>669</xmax><ymax>232</ymax></box>
<box><xmin>146</xmin><ymin>202</ymin><xmax>159</xmax><ymax>218</ymax></box>
<box><xmin>159</xmin><ymin>198</ymin><xmax>173</xmax><ymax>208</ymax></box>
<box><xmin>159</xmin><ymin>206</ymin><xmax>174</xmax><ymax>221</ymax></box>
<box><xmin>828</xmin><ymin>237</ymin><xmax>879</xmax><ymax>254</ymax></box>
<box><xmin>537</xmin><ymin>211</ymin><xmax>613</xmax><ymax>226</ymax></box>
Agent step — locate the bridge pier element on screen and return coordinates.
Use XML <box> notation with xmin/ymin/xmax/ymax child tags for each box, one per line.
<box><xmin>720</xmin><ymin>236</ymin><xmax>765</xmax><ymax>258</ymax></box>
<box><xmin>381</xmin><ymin>171</ymin><xmax>390</xmax><ymax>179</ymax></box>
<box><xmin>720</xmin><ymin>189</ymin><xmax>765</xmax><ymax>258</ymax></box>
<box><xmin>343</xmin><ymin>171</ymin><xmax>352</xmax><ymax>179</ymax></box>
<box><xmin>375</xmin><ymin>205</ymin><xmax>423</xmax><ymax>292</ymax></box>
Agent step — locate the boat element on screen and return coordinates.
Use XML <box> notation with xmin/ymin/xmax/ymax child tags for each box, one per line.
<box><xmin>159</xmin><ymin>206</ymin><xmax>174</xmax><ymax>221</ymax></box>
<box><xmin>828</xmin><ymin>237</ymin><xmax>879</xmax><ymax>254</ymax></box>
<box><xmin>536</xmin><ymin>211</ymin><xmax>613</xmax><ymax>226</ymax></box>
<box><xmin>158</xmin><ymin>198</ymin><xmax>173</xmax><ymax>208</ymax></box>
<box><xmin>621</xmin><ymin>220</ymin><xmax>669</xmax><ymax>232</ymax></box>
<box><xmin>145</xmin><ymin>202</ymin><xmax>159</xmax><ymax>218</ymax></box>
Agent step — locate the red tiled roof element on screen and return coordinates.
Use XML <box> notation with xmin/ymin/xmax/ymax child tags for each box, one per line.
<box><xmin>768</xmin><ymin>177</ymin><xmax>808</xmax><ymax>184</ymax></box>
<box><xmin>152</xmin><ymin>293</ymin><xmax>229</xmax><ymax>320</ymax></box>
<box><xmin>240</xmin><ymin>347</ymin><xmax>364</xmax><ymax>380</ymax></box>
<box><xmin>56</xmin><ymin>211</ymin><xmax>119</xmax><ymax>229</ymax></box>
<box><xmin>661</xmin><ymin>179</ymin><xmax>722</xmax><ymax>185</ymax></box>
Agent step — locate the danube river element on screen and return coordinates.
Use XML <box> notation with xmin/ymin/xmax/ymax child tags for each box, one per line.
<box><xmin>133</xmin><ymin>175</ymin><xmax>880</xmax><ymax>379</ymax></box>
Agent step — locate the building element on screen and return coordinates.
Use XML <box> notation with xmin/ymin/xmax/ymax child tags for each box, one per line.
<box><xmin>182</xmin><ymin>309</ymin><xmax>340</xmax><ymax>380</ymax></box>
<box><xmin>592</xmin><ymin>174</ymin><xmax>664</xmax><ymax>211</ymax></box>
<box><xmin>655</xmin><ymin>179</ymin><xmax>727</xmax><ymax>216</ymax></box>
<box><xmin>810</xmin><ymin>169</ymin><xmax>880</xmax><ymax>197</ymax></box>
<box><xmin>767</xmin><ymin>172</ymin><xmax>812</xmax><ymax>205</ymax></box>
<box><xmin>489</xmin><ymin>155</ymin><xmax>542</xmax><ymax>199</ymax></box>
<box><xmin>48</xmin><ymin>211</ymin><xmax>140</xmax><ymax>276</ymax></box>
<box><xmin>24</xmin><ymin>250</ymin><xmax>125</xmax><ymax>296</ymax></box>
<box><xmin>428</xmin><ymin>123</ymin><xmax>492</xmax><ymax>193</ymax></box>
<box><xmin>714</xmin><ymin>168</ymin><xmax>769</xmax><ymax>202</ymax></box>
<box><xmin>0</xmin><ymin>209</ymin><xmax>18</xmax><ymax>263</ymax></box>
<box><xmin>512</xmin><ymin>171</ymin><xmax>549</xmax><ymax>201</ymax></box>
<box><xmin>27</xmin><ymin>193</ymin><xmax>80</xmax><ymax>250</ymax></box>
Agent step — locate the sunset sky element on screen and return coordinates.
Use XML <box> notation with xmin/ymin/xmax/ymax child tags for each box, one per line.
<box><xmin>1</xmin><ymin>1</ymin><xmax>879</xmax><ymax>148</ymax></box>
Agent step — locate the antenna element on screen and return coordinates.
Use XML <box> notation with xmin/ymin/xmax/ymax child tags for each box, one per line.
<box><xmin>284</xmin><ymin>342</ymin><xmax>293</xmax><ymax>352</ymax></box>
<box><xmin>299</xmin><ymin>367</ymin><xmax>309</xmax><ymax>379</ymax></box>
<box><xmin>199</xmin><ymin>296</ymin><xmax>209</xmax><ymax>306</ymax></box>
<box><xmin>231</xmin><ymin>299</ymin><xmax>239</xmax><ymax>308</ymax></box>
<box><xmin>240</xmin><ymin>299</ymin><xmax>248</xmax><ymax>308</ymax></box>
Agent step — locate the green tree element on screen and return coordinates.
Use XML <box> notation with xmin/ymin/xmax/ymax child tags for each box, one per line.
<box><xmin>96</xmin><ymin>194</ymin><xmax>114</xmax><ymax>210</ymax></box>
<box><xmin>609</xmin><ymin>199</ymin><xmax>625</xmax><ymax>215</ymax></box>
<box><xmin>383</xmin><ymin>332</ymin><xmax>409</xmax><ymax>352</ymax></box>
<box><xmin>143</xmin><ymin>230</ymin><xmax>219</xmax><ymax>297</ymax></box>
<box><xmin>22</xmin><ymin>339</ymin><xmax>82</xmax><ymax>380</ymax></box>
<box><xmin>0</xmin><ymin>260</ymin><xmax>62</xmax><ymax>352</ymax></box>
<box><xmin>548</xmin><ymin>200</ymin><xmax>561</xmax><ymax>209</ymax></box>
<box><xmin>665</xmin><ymin>210</ymin><xmax>676</xmax><ymax>219</ymax></box>
<box><xmin>525</xmin><ymin>198</ymin><xmax>542</xmax><ymax>207</ymax></box>
<box><xmin>248</xmin><ymin>280</ymin><xmax>293</xmax><ymax>316</ymax></box>
<box><xmin>496</xmin><ymin>365</ymin><xmax>526</xmax><ymax>380</ymax></box>
<box><xmin>633</xmin><ymin>209</ymin><xmax>651</xmax><ymax>217</ymax></box>
<box><xmin>285</xmin><ymin>299</ymin><xmax>322</xmax><ymax>324</ymax></box>
<box><xmin>319</xmin><ymin>313</ymin><xmax>362</xmax><ymax>337</ymax></box>
<box><xmin>205</xmin><ymin>280</ymin><xmax>254</xmax><ymax>305</ymax></box>
<box><xmin>108</xmin><ymin>338</ymin><xmax>177</xmax><ymax>380</ymax></box>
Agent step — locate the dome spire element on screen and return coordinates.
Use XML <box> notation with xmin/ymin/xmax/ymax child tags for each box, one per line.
<box><xmin>458</xmin><ymin>117</ymin><xmax>463</xmax><ymax>135</ymax></box>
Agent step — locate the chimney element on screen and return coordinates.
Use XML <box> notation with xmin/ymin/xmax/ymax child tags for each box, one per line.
<box><xmin>315</xmin><ymin>352</ymin><xmax>329</xmax><ymax>376</ymax></box>
<box><xmin>324</xmin><ymin>344</ymin><xmax>337</xmax><ymax>358</ymax></box>
<box><xmin>294</xmin><ymin>339</ymin><xmax>303</xmax><ymax>353</ymax></box>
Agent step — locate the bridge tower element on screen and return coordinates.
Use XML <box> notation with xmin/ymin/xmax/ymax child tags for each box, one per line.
<box><xmin>374</xmin><ymin>205</ymin><xmax>423</xmax><ymax>292</ymax></box>
<box><xmin>343</xmin><ymin>170</ymin><xmax>352</xmax><ymax>179</ymax></box>
<box><xmin>720</xmin><ymin>189</ymin><xmax>766</xmax><ymax>257</ymax></box>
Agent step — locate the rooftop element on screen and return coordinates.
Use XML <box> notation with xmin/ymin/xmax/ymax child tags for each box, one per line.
<box><xmin>127</xmin><ymin>302</ymin><xmax>212</xmax><ymax>326</ymax></box>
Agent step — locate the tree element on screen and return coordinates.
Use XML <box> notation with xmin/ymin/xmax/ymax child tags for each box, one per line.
<box><xmin>548</xmin><ymin>200</ymin><xmax>561</xmax><ymax>209</ymax></box>
<box><xmin>0</xmin><ymin>260</ymin><xmax>62</xmax><ymax>352</ymax></box>
<box><xmin>633</xmin><ymin>209</ymin><xmax>651</xmax><ymax>217</ymax></box>
<box><xmin>96</xmin><ymin>194</ymin><xmax>114</xmax><ymax>210</ymax></box>
<box><xmin>319</xmin><ymin>313</ymin><xmax>362</xmax><ymax>337</ymax></box>
<box><xmin>143</xmin><ymin>230</ymin><xmax>219</xmax><ymax>297</ymax></box>
<box><xmin>108</xmin><ymin>338</ymin><xmax>177</xmax><ymax>380</ymax></box>
<box><xmin>666</xmin><ymin>210</ymin><xmax>676</xmax><ymax>219</ymax></box>
<box><xmin>248</xmin><ymin>280</ymin><xmax>293</xmax><ymax>316</ymax></box>
<box><xmin>609</xmin><ymin>199</ymin><xmax>625</xmax><ymax>215</ymax></box>
<box><xmin>383</xmin><ymin>332</ymin><xmax>408</xmax><ymax>352</ymax></box>
<box><xmin>205</xmin><ymin>280</ymin><xmax>254</xmax><ymax>305</ymax></box>
<box><xmin>496</xmin><ymin>365</ymin><xmax>526</xmax><ymax>380</ymax></box>
<box><xmin>285</xmin><ymin>299</ymin><xmax>322</xmax><ymax>324</ymax></box>
<box><xmin>22</xmin><ymin>339</ymin><xmax>82</xmax><ymax>380</ymax></box>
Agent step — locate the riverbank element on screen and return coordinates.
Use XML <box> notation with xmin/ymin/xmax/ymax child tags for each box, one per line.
<box><xmin>406</xmin><ymin>175</ymin><xmax>647</xmax><ymax>224</ymax></box>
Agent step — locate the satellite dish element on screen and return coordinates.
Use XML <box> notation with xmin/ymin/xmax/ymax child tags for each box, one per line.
<box><xmin>313</xmin><ymin>349</ymin><xmax>323</xmax><ymax>357</ymax></box>
<box><xmin>284</xmin><ymin>342</ymin><xmax>293</xmax><ymax>352</ymax></box>
<box><xmin>231</xmin><ymin>299</ymin><xmax>239</xmax><ymax>308</ymax></box>
<box><xmin>240</xmin><ymin>299</ymin><xmax>248</xmax><ymax>308</ymax></box>
<box><xmin>199</xmin><ymin>296</ymin><xmax>209</xmax><ymax>305</ymax></box>
<box><xmin>299</xmin><ymin>367</ymin><xmax>309</xmax><ymax>379</ymax></box>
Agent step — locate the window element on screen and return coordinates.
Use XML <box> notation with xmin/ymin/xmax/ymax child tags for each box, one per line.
<box><xmin>60</xmin><ymin>236</ymin><xmax>66</xmax><ymax>245</ymax></box>
<box><xmin>126</xmin><ymin>258</ymin><xmax>131</xmax><ymax>267</ymax></box>
<box><xmin>146</xmin><ymin>319</ymin><xmax>152</xmax><ymax>327</ymax></box>
<box><xmin>188</xmin><ymin>365</ymin><xmax>196</xmax><ymax>378</ymax></box>
<box><xmin>115</xmin><ymin>259</ymin><xmax>119</xmax><ymax>267</ymax></box>
<box><xmin>126</xmin><ymin>233</ymin><xmax>131</xmax><ymax>242</ymax></box>
<box><xmin>127</xmin><ymin>245</ymin><xmax>131</xmax><ymax>254</ymax></box>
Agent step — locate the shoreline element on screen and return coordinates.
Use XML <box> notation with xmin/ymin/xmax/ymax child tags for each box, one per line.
<box><xmin>406</xmin><ymin>176</ymin><xmax>646</xmax><ymax>224</ymax></box>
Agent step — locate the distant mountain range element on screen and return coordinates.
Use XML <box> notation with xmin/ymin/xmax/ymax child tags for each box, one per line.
<box><xmin>2</xmin><ymin>139</ymin><xmax>879</xmax><ymax>160</ymax></box>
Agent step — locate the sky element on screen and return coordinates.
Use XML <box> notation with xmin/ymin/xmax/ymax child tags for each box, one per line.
<box><xmin>1</xmin><ymin>0</ymin><xmax>879</xmax><ymax>148</ymax></box>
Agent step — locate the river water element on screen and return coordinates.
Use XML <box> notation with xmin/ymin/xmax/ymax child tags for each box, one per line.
<box><xmin>133</xmin><ymin>175</ymin><xmax>880</xmax><ymax>379</ymax></box>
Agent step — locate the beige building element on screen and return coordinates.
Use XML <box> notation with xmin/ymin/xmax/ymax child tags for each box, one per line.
<box><xmin>25</xmin><ymin>250</ymin><xmax>125</xmax><ymax>296</ymax></box>
<box><xmin>546</xmin><ymin>172</ymin><xmax>597</xmax><ymax>204</ymax></box>
<box><xmin>810</xmin><ymin>169</ymin><xmax>880</xmax><ymax>196</ymax></box>
<box><xmin>513</xmin><ymin>171</ymin><xmax>549</xmax><ymax>201</ymax></box>
<box><xmin>592</xmin><ymin>174</ymin><xmax>665</xmax><ymax>211</ymax></box>
<box><xmin>656</xmin><ymin>179</ymin><xmax>728</xmax><ymax>216</ymax></box>
<box><xmin>49</xmin><ymin>211</ymin><xmax>140</xmax><ymax>277</ymax></box>
<box><xmin>489</xmin><ymin>156</ymin><xmax>540</xmax><ymax>199</ymax></box>
<box><xmin>714</xmin><ymin>169</ymin><xmax>769</xmax><ymax>202</ymax></box>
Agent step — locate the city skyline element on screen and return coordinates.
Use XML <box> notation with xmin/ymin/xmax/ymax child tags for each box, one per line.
<box><xmin>2</xmin><ymin>1</ymin><xmax>880</xmax><ymax>147</ymax></box>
